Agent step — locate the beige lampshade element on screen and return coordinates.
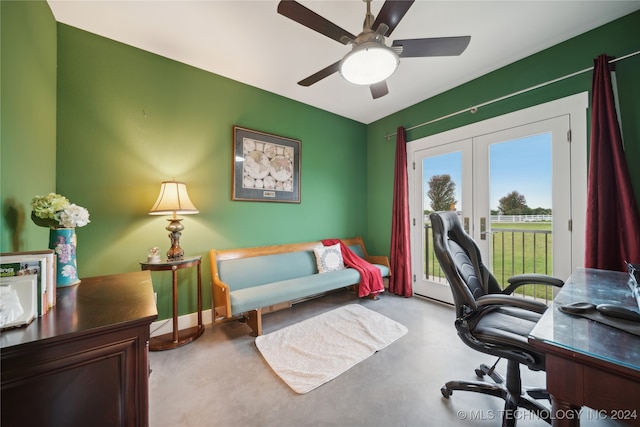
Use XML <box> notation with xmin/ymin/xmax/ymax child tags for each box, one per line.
<box><xmin>149</xmin><ymin>180</ymin><xmax>199</xmax><ymax>215</ymax></box>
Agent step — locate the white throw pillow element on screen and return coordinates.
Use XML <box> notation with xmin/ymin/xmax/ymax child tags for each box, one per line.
<box><xmin>313</xmin><ymin>243</ymin><xmax>345</xmax><ymax>273</ymax></box>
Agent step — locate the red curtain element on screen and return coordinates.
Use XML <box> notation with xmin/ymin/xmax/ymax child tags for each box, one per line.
<box><xmin>585</xmin><ymin>54</ymin><xmax>640</xmax><ymax>271</ymax></box>
<box><xmin>390</xmin><ymin>127</ymin><xmax>412</xmax><ymax>296</ymax></box>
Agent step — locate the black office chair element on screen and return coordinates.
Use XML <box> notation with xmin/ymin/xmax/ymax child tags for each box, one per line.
<box><xmin>430</xmin><ymin>211</ymin><xmax>564</xmax><ymax>426</ymax></box>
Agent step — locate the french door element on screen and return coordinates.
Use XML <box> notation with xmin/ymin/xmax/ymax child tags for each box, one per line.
<box><xmin>408</xmin><ymin>94</ymin><xmax>588</xmax><ymax>302</ymax></box>
<box><xmin>413</xmin><ymin>139</ymin><xmax>471</xmax><ymax>303</ymax></box>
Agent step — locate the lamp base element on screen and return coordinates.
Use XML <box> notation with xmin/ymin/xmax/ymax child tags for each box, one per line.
<box><xmin>166</xmin><ymin>218</ymin><xmax>185</xmax><ymax>261</ymax></box>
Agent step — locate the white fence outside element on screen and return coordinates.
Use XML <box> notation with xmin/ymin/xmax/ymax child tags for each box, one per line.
<box><xmin>424</xmin><ymin>214</ymin><xmax>552</xmax><ymax>223</ymax></box>
<box><xmin>491</xmin><ymin>215</ymin><xmax>552</xmax><ymax>223</ymax></box>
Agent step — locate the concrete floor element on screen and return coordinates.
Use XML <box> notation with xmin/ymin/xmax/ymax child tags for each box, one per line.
<box><xmin>149</xmin><ymin>289</ymin><xmax>625</xmax><ymax>427</ymax></box>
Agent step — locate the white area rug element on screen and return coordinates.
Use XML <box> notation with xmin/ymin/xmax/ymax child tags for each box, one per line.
<box><xmin>255</xmin><ymin>304</ymin><xmax>408</xmax><ymax>394</ymax></box>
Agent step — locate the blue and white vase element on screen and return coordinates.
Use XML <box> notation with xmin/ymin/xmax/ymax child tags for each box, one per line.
<box><xmin>49</xmin><ymin>228</ymin><xmax>81</xmax><ymax>287</ymax></box>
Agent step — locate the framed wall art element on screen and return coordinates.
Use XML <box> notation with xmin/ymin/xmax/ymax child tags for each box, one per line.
<box><xmin>232</xmin><ymin>126</ymin><xmax>301</xmax><ymax>203</ymax></box>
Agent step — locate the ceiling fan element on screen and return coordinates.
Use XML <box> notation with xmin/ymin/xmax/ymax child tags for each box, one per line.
<box><xmin>277</xmin><ymin>0</ymin><xmax>471</xmax><ymax>99</ymax></box>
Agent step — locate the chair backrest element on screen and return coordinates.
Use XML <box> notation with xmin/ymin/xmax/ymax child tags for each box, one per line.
<box><xmin>430</xmin><ymin>211</ymin><xmax>502</xmax><ymax>316</ymax></box>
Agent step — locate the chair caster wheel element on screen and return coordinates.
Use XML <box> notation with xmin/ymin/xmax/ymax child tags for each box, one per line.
<box><xmin>441</xmin><ymin>386</ymin><xmax>452</xmax><ymax>398</ymax></box>
<box><xmin>475</xmin><ymin>368</ymin><xmax>485</xmax><ymax>378</ymax></box>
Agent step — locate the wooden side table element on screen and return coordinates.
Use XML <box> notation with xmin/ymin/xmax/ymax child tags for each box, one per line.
<box><xmin>140</xmin><ymin>255</ymin><xmax>204</xmax><ymax>351</ymax></box>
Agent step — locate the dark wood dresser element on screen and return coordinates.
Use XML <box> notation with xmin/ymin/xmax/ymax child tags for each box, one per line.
<box><xmin>1</xmin><ymin>270</ymin><xmax>158</xmax><ymax>427</ymax></box>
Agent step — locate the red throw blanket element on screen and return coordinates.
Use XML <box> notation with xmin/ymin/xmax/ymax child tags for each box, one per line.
<box><xmin>321</xmin><ymin>239</ymin><xmax>385</xmax><ymax>298</ymax></box>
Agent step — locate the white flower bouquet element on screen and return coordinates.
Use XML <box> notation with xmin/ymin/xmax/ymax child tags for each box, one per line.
<box><xmin>31</xmin><ymin>193</ymin><xmax>90</xmax><ymax>229</ymax></box>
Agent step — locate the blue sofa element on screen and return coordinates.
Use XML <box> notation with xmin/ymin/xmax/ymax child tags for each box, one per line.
<box><xmin>209</xmin><ymin>237</ymin><xmax>390</xmax><ymax>336</ymax></box>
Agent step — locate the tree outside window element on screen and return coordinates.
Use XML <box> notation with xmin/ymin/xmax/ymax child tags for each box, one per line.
<box><xmin>498</xmin><ymin>190</ymin><xmax>528</xmax><ymax>214</ymax></box>
<box><xmin>427</xmin><ymin>174</ymin><xmax>457</xmax><ymax>211</ymax></box>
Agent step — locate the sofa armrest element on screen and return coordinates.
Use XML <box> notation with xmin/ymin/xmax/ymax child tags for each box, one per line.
<box><xmin>365</xmin><ymin>255</ymin><xmax>391</xmax><ymax>275</ymax></box>
<box><xmin>339</xmin><ymin>236</ymin><xmax>391</xmax><ymax>277</ymax></box>
<box><xmin>209</xmin><ymin>249</ymin><xmax>232</xmax><ymax>319</ymax></box>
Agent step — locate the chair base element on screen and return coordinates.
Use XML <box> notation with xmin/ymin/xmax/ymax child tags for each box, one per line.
<box><xmin>476</xmin><ymin>361</ymin><xmax>504</xmax><ymax>384</ymax></box>
<box><xmin>441</xmin><ymin>361</ymin><xmax>551</xmax><ymax>427</ymax></box>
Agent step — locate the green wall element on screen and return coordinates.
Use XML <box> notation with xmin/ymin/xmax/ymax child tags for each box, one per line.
<box><xmin>54</xmin><ymin>24</ymin><xmax>367</xmax><ymax>319</ymax></box>
<box><xmin>1</xmin><ymin>0</ymin><xmax>57</xmax><ymax>252</ymax></box>
<box><xmin>365</xmin><ymin>10</ymin><xmax>640</xmax><ymax>257</ymax></box>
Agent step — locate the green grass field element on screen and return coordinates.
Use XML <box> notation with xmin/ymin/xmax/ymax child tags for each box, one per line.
<box><xmin>492</xmin><ymin>222</ymin><xmax>552</xmax><ymax>231</ymax></box>
<box><xmin>425</xmin><ymin>222</ymin><xmax>554</xmax><ymax>300</ymax></box>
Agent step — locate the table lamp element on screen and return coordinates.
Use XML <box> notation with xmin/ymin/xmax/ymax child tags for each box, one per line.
<box><xmin>149</xmin><ymin>180</ymin><xmax>199</xmax><ymax>261</ymax></box>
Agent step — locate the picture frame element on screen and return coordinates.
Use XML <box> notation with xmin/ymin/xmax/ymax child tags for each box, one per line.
<box><xmin>1</xmin><ymin>250</ymin><xmax>56</xmax><ymax>316</ymax></box>
<box><xmin>0</xmin><ymin>275</ymin><xmax>38</xmax><ymax>330</ymax></box>
<box><xmin>232</xmin><ymin>126</ymin><xmax>301</xmax><ymax>203</ymax></box>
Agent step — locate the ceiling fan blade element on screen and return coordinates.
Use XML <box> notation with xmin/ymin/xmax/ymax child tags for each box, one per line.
<box><xmin>278</xmin><ymin>1</ymin><xmax>355</xmax><ymax>44</ymax></box>
<box><xmin>298</xmin><ymin>61</ymin><xmax>341</xmax><ymax>86</ymax></box>
<box><xmin>372</xmin><ymin>0</ymin><xmax>414</xmax><ymax>36</ymax></box>
<box><xmin>392</xmin><ymin>36</ymin><xmax>471</xmax><ymax>58</ymax></box>
<box><xmin>370</xmin><ymin>81</ymin><xmax>389</xmax><ymax>99</ymax></box>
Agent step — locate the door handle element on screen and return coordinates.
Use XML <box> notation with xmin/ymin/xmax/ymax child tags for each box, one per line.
<box><xmin>480</xmin><ymin>217</ymin><xmax>493</xmax><ymax>240</ymax></box>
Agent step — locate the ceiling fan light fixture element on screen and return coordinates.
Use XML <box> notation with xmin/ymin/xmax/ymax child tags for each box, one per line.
<box><xmin>339</xmin><ymin>41</ymin><xmax>399</xmax><ymax>85</ymax></box>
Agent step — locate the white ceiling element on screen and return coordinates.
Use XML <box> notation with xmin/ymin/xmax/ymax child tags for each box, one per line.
<box><xmin>47</xmin><ymin>1</ymin><xmax>640</xmax><ymax>124</ymax></box>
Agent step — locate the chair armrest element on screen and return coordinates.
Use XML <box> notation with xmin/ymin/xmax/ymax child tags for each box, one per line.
<box><xmin>476</xmin><ymin>294</ymin><xmax>548</xmax><ymax>314</ymax></box>
<box><xmin>502</xmin><ymin>273</ymin><xmax>564</xmax><ymax>295</ymax></box>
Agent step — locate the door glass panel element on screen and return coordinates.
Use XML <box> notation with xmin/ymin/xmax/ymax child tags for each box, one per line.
<box><xmin>413</xmin><ymin>141</ymin><xmax>470</xmax><ymax>304</ymax></box>
<box><xmin>488</xmin><ymin>134</ymin><xmax>554</xmax><ymax>302</ymax></box>
<box><xmin>423</xmin><ymin>151</ymin><xmax>462</xmax><ymax>283</ymax></box>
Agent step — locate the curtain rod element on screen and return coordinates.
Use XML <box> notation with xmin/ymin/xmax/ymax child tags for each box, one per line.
<box><xmin>384</xmin><ymin>50</ymin><xmax>640</xmax><ymax>140</ymax></box>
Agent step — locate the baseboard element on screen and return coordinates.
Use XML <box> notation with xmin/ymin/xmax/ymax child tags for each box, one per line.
<box><xmin>150</xmin><ymin>309</ymin><xmax>214</xmax><ymax>338</ymax></box>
